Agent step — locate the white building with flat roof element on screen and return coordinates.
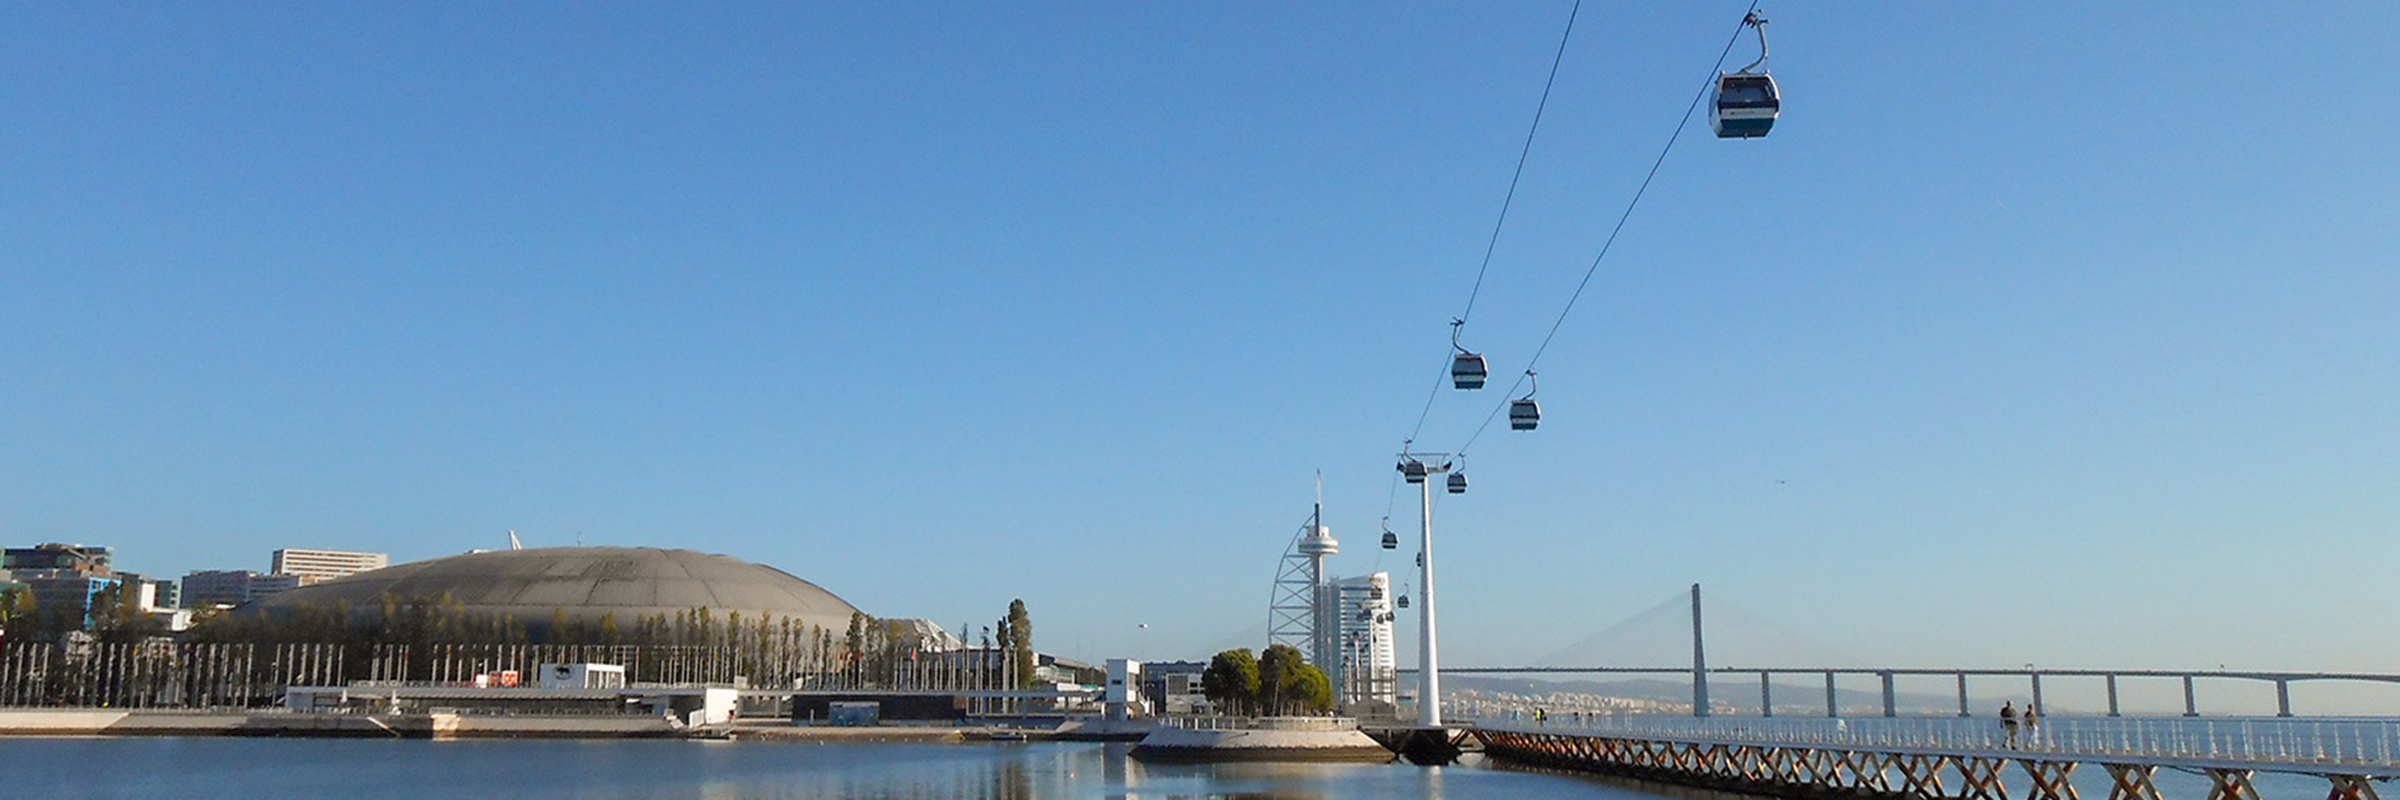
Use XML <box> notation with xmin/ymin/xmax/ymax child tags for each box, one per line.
<box><xmin>181</xmin><ymin>570</ymin><xmax>302</xmax><ymax>607</ymax></box>
<box><xmin>1329</xmin><ymin>572</ymin><xmax>1397</xmax><ymax>713</ymax></box>
<box><xmin>270</xmin><ymin>548</ymin><xmax>389</xmax><ymax>585</ymax></box>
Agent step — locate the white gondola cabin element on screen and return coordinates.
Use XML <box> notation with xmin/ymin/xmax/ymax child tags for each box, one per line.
<box><xmin>1510</xmin><ymin>398</ymin><xmax>1541</xmax><ymax>431</ymax></box>
<box><xmin>1713</xmin><ymin>12</ymin><xmax>1778</xmax><ymax>139</ymax></box>
<box><xmin>1451</xmin><ymin>352</ymin><xmax>1487</xmax><ymax>390</ymax></box>
<box><xmin>1711</xmin><ymin>73</ymin><xmax>1779</xmax><ymax>138</ymax></box>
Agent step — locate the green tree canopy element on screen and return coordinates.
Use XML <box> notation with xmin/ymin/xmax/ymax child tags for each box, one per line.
<box><xmin>1201</xmin><ymin>648</ymin><xmax>1261</xmax><ymax>716</ymax></box>
<box><xmin>1257</xmin><ymin>643</ymin><xmax>1306</xmax><ymax>715</ymax></box>
<box><xmin>1287</xmin><ymin>663</ymin><xmax>1334</xmax><ymax>714</ymax></box>
<box><xmin>1006</xmin><ymin>599</ymin><xmax>1034</xmax><ymax>688</ymax></box>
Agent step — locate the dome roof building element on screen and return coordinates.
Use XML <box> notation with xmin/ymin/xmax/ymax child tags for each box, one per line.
<box><xmin>253</xmin><ymin>546</ymin><xmax>863</xmax><ymax>633</ymax></box>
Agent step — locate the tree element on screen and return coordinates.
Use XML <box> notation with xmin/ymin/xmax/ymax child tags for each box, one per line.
<box><xmin>89</xmin><ymin>579</ymin><xmax>165</xmax><ymax>642</ymax></box>
<box><xmin>1287</xmin><ymin>663</ymin><xmax>1334</xmax><ymax>714</ymax></box>
<box><xmin>0</xmin><ymin>586</ymin><xmax>35</xmax><ymax>640</ymax></box>
<box><xmin>1006</xmin><ymin>599</ymin><xmax>1035</xmax><ymax>688</ymax></box>
<box><xmin>1257</xmin><ymin>644</ymin><xmax>1306</xmax><ymax>715</ymax></box>
<box><xmin>1201</xmin><ymin>648</ymin><xmax>1261</xmax><ymax>716</ymax></box>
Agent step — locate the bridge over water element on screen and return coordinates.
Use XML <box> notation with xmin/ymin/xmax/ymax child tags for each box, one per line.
<box><xmin>1471</xmin><ymin>713</ymin><xmax>2395</xmax><ymax>800</ymax></box>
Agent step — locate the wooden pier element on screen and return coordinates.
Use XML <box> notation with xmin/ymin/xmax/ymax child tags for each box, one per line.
<box><xmin>1471</xmin><ymin>717</ymin><xmax>2399</xmax><ymax>800</ymax></box>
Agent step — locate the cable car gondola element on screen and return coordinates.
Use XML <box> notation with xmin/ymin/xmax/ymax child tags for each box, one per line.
<box><xmin>1447</xmin><ymin>472</ymin><xmax>1467</xmax><ymax>494</ymax></box>
<box><xmin>1451</xmin><ymin>352</ymin><xmax>1486</xmax><ymax>390</ymax></box>
<box><xmin>1396</xmin><ymin>594</ymin><xmax>1409</xmax><ymax>609</ymax></box>
<box><xmin>1381</xmin><ymin>531</ymin><xmax>1398</xmax><ymax>550</ymax></box>
<box><xmin>1711</xmin><ymin>12</ymin><xmax>1778</xmax><ymax>139</ymax></box>
<box><xmin>1399</xmin><ymin>458</ymin><xmax>1427</xmax><ymax>484</ymax></box>
<box><xmin>1450</xmin><ymin>318</ymin><xmax>1486</xmax><ymax>389</ymax></box>
<box><xmin>1511</xmin><ymin>370</ymin><xmax>1541</xmax><ymax>431</ymax></box>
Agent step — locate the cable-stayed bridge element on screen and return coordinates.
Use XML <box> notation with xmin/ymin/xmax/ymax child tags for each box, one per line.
<box><xmin>1376</xmin><ymin>585</ymin><xmax>2400</xmax><ymax>799</ymax></box>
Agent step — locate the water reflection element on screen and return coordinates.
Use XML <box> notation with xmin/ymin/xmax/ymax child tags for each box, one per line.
<box><xmin>0</xmin><ymin>738</ymin><xmax>1647</xmax><ymax>800</ymax></box>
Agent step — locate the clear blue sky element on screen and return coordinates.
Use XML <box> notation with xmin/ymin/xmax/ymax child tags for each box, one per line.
<box><xmin>5</xmin><ymin>2</ymin><xmax>2395</xmax><ymax>702</ymax></box>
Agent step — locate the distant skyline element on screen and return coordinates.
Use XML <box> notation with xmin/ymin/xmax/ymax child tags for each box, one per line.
<box><xmin>5</xmin><ymin>1</ymin><xmax>2396</xmax><ymax>696</ymax></box>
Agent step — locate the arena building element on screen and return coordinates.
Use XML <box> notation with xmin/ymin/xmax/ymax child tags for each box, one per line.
<box><xmin>253</xmin><ymin>546</ymin><xmax>865</xmax><ymax>634</ymax></box>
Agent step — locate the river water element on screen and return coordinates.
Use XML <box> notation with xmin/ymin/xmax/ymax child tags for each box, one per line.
<box><xmin>0</xmin><ymin>738</ymin><xmax>1647</xmax><ymax>800</ymax></box>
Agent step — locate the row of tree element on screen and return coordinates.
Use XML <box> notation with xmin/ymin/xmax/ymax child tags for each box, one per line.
<box><xmin>0</xmin><ymin>589</ymin><xmax>1054</xmax><ymax>692</ymax></box>
<box><xmin>1200</xmin><ymin>644</ymin><xmax>1333</xmax><ymax>716</ymax></box>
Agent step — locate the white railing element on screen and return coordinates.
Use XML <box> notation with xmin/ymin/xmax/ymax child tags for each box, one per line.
<box><xmin>1470</xmin><ymin>713</ymin><xmax>2400</xmax><ymax>768</ymax></box>
<box><xmin>1161</xmin><ymin>715</ymin><xmax>1359</xmax><ymax>732</ymax></box>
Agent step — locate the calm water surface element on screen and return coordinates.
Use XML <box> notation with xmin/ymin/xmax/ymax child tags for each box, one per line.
<box><xmin>0</xmin><ymin>738</ymin><xmax>1651</xmax><ymax>800</ymax></box>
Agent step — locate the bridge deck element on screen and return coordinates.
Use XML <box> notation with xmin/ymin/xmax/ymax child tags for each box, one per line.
<box><xmin>1470</xmin><ymin>715</ymin><xmax>2400</xmax><ymax>778</ymax></box>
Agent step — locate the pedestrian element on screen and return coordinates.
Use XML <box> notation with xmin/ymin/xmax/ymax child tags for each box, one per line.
<box><xmin>2023</xmin><ymin>703</ymin><xmax>2040</xmax><ymax>745</ymax></box>
<box><xmin>1999</xmin><ymin>701</ymin><xmax>2019</xmax><ymax>747</ymax></box>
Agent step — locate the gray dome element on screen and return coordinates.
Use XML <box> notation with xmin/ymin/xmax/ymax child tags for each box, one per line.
<box><xmin>255</xmin><ymin>546</ymin><xmax>862</xmax><ymax>632</ymax></box>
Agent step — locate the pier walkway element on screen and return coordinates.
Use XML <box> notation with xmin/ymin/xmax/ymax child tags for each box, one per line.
<box><xmin>1470</xmin><ymin>715</ymin><xmax>2398</xmax><ymax>800</ymax></box>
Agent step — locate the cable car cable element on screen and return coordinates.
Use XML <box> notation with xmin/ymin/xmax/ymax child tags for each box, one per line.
<box><xmin>1401</xmin><ymin>0</ymin><xmax>1587</xmax><ymax>446</ymax></box>
<box><xmin>1453</xmin><ymin>1</ymin><xmax>1761</xmax><ymax>458</ymax></box>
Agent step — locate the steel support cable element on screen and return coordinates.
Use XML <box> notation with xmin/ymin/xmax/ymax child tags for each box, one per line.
<box><xmin>1401</xmin><ymin>0</ymin><xmax>1588</xmax><ymax>450</ymax></box>
<box><xmin>1453</xmin><ymin>1</ymin><xmax>1759</xmax><ymax>458</ymax></box>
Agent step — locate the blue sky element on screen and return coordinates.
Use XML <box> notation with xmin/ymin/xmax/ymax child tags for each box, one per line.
<box><xmin>5</xmin><ymin>2</ymin><xmax>2396</xmax><ymax>701</ymax></box>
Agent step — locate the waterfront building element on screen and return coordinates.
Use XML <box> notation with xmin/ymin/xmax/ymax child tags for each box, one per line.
<box><xmin>253</xmin><ymin>547</ymin><xmax>863</xmax><ymax>634</ymax></box>
<box><xmin>146</xmin><ymin>577</ymin><xmax>179</xmax><ymax>609</ymax></box>
<box><xmin>270</xmin><ymin>548</ymin><xmax>389</xmax><ymax>585</ymax></box>
<box><xmin>181</xmin><ymin>570</ymin><xmax>301</xmax><ymax>608</ymax></box>
<box><xmin>11</xmin><ymin>570</ymin><xmax>123</xmax><ymax>630</ymax></box>
<box><xmin>3</xmin><ymin>543</ymin><xmax>112</xmax><ymax>574</ymax></box>
<box><xmin>1329</xmin><ymin>572</ymin><xmax>1398</xmax><ymax>713</ymax></box>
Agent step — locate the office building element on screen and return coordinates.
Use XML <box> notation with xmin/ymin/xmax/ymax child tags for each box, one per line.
<box><xmin>3</xmin><ymin>543</ymin><xmax>112</xmax><ymax>575</ymax></box>
<box><xmin>180</xmin><ymin>570</ymin><xmax>301</xmax><ymax>608</ymax></box>
<box><xmin>270</xmin><ymin>548</ymin><xmax>389</xmax><ymax>585</ymax></box>
<box><xmin>11</xmin><ymin>570</ymin><xmax>123</xmax><ymax>630</ymax></box>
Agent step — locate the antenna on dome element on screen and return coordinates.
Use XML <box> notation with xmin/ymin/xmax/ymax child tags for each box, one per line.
<box><xmin>508</xmin><ymin>530</ymin><xmax>523</xmax><ymax>550</ymax></box>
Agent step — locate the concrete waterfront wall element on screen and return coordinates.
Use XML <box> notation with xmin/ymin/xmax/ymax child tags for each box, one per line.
<box><xmin>0</xmin><ymin>709</ymin><xmax>678</xmax><ymax>739</ymax></box>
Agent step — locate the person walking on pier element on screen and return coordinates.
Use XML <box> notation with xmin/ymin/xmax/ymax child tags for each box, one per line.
<box><xmin>2023</xmin><ymin>703</ymin><xmax>2040</xmax><ymax>746</ymax></box>
<box><xmin>1999</xmin><ymin>701</ymin><xmax>2020</xmax><ymax>747</ymax></box>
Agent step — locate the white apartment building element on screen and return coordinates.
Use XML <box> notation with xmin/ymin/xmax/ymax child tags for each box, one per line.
<box><xmin>1329</xmin><ymin>572</ymin><xmax>1398</xmax><ymax>712</ymax></box>
<box><xmin>181</xmin><ymin>570</ymin><xmax>302</xmax><ymax>607</ymax></box>
<box><xmin>270</xmin><ymin>548</ymin><xmax>389</xmax><ymax>585</ymax></box>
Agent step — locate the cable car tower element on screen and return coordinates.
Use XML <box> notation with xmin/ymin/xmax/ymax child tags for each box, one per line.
<box><xmin>1267</xmin><ymin>479</ymin><xmax>1339</xmax><ymax>671</ymax></box>
<box><xmin>1395</xmin><ymin>451</ymin><xmax>1454</xmax><ymax>726</ymax></box>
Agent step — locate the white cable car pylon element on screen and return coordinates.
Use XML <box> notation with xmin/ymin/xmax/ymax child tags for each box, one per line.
<box><xmin>1712</xmin><ymin>11</ymin><xmax>1779</xmax><ymax>139</ymax></box>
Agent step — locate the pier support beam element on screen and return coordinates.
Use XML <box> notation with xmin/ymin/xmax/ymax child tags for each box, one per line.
<box><xmin>2031</xmin><ymin>673</ymin><xmax>2045</xmax><ymax>715</ymax></box>
<box><xmin>2274</xmin><ymin>680</ymin><xmax>2290</xmax><ymax>718</ymax></box>
<box><xmin>2021</xmin><ymin>759</ymin><xmax>2080</xmax><ymax>800</ymax></box>
<box><xmin>2107</xmin><ymin>674</ymin><xmax>2121</xmax><ymax>717</ymax></box>
<box><xmin>1825</xmin><ymin>672</ymin><xmax>1839</xmax><ymax>718</ymax></box>
<box><xmin>2328</xmin><ymin>776</ymin><xmax>2383</xmax><ymax>800</ymax></box>
<box><xmin>2205</xmin><ymin>768</ymin><xmax>2261</xmax><ymax>800</ymax></box>
<box><xmin>2184</xmin><ymin>675</ymin><xmax>2199</xmax><ymax>717</ymax></box>
<box><xmin>1761</xmin><ymin>672</ymin><xmax>1773</xmax><ymax>717</ymax></box>
<box><xmin>1958</xmin><ymin>673</ymin><xmax>1971</xmax><ymax>717</ymax></box>
<box><xmin>1881</xmin><ymin>672</ymin><xmax>1897</xmax><ymax>718</ymax></box>
<box><xmin>2106</xmin><ymin>764</ymin><xmax>2165</xmax><ymax>800</ymax></box>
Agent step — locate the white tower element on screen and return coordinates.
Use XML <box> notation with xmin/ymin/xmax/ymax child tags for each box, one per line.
<box><xmin>1398</xmin><ymin>453</ymin><xmax>1452</xmax><ymax>727</ymax></box>
<box><xmin>1268</xmin><ymin>491</ymin><xmax>1337</xmax><ymax>668</ymax></box>
<box><xmin>1298</xmin><ymin>507</ymin><xmax>1338</xmax><ymax>671</ymax></box>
